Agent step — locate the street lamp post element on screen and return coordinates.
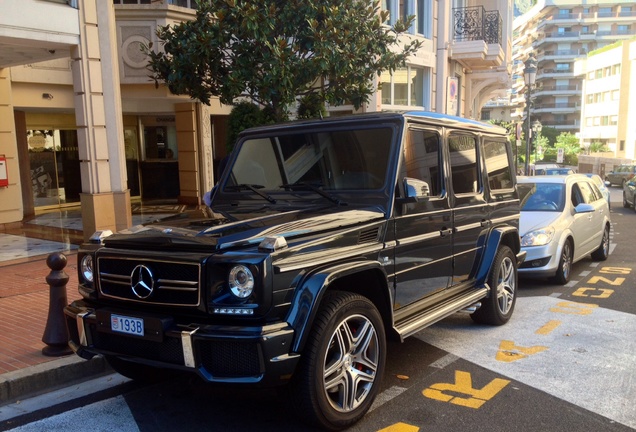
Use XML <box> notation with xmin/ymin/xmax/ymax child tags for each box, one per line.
<box><xmin>524</xmin><ymin>55</ymin><xmax>537</xmax><ymax>175</ymax></box>
<box><xmin>532</xmin><ymin>119</ymin><xmax>542</xmax><ymax>163</ymax></box>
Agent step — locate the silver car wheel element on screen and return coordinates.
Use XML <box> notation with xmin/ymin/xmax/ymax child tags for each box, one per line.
<box><xmin>496</xmin><ymin>255</ymin><xmax>516</xmax><ymax>315</ymax></box>
<box><xmin>561</xmin><ymin>241</ymin><xmax>572</xmax><ymax>280</ymax></box>
<box><xmin>323</xmin><ymin>314</ymin><xmax>379</xmax><ymax>413</ymax></box>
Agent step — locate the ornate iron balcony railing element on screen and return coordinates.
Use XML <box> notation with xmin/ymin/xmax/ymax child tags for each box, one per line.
<box><xmin>452</xmin><ymin>6</ymin><xmax>502</xmax><ymax>45</ymax></box>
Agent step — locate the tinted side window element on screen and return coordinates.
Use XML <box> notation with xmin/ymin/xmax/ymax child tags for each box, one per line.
<box><xmin>404</xmin><ymin>128</ymin><xmax>443</xmax><ymax>196</ymax></box>
<box><xmin>449</xmin><ymin>134</ymin><xmax>479</xmax><ymax>194</ymax></box>
<box><xmin>577</xmin><ymin>180</ymin><xmax>597</xmax><ymax>203</ymax></box>
<box><xmin>483</xmin><ymin>139</ymin><xmax>513</xmax><ymax>191</ymax></box>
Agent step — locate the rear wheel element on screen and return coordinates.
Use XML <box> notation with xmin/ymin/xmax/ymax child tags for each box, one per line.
<box><xmin>289</xmin><ymin>291</ymin><xmax>386</xmax><ymax>431</ymax></box>
<box><xmin>591</xmin><ymin>225</ymin><xmax>610</xmax><ymax>261</ymax></box>
<box><xmin>553</xmin><ymin>239</ymin><xmax>573</xmax><ymax>285</ymax></box>
<box><xmin>471</xmin><ymin>245</ymin><xmax>517</xmax><ymax>325</ymax></box>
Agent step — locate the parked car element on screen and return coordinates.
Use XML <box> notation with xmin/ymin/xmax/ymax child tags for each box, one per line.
<box><xmin>622</xmin><ymin>177</ymin><xmax>636</xmax><ymax>211</ymax></box>
<box><xmin>63</xmin><ymin>111</ymin><xmax>524</xmax><ymax>430</ymax></box>
<box><xmin>584</xmin><ymin>173</ymin><xmax>611</xmax><ymax>209</ymax></box>
<box><xmin>518</xmin><ymin>175</ymin><xmax>611</xmax><ymax>284</ymax></box>
<box><xmin>605</xmin><ymin>164</ymin><xmax>636</xmax><ymax>187</ymax></box>
<box><xmin>543</xmin><ymin>168</ymin><xmax>576</xmax><ymax>175</ymax></box>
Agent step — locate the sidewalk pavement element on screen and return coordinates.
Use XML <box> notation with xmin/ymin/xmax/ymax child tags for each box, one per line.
<box><xmin>0</xmin><ymin>253</ymin><xmax>112</xmax><ymax>405</ymax></box>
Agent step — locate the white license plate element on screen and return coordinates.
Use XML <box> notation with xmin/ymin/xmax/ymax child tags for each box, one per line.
<box><xmin>111</xmin><ymin>314</ymin><xmax>144</xmax><ymax>337</ymax></box>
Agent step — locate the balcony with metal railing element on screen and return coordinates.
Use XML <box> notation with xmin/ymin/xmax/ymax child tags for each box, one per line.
<box><xmin>449</xmin><ymin>6</ymin><xmax>505</xmax><ymax>70</ymax></box>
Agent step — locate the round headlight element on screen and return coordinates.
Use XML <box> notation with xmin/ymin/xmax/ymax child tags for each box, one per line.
<box><xmin>80</xmin><ymin>255</ymin><xmax>94</xmax><ymax>283</ymax></box>
<box><xmin>228</xmin><ymin>265</ymin><xmax>254</xmax><ymax>299</ymax></box>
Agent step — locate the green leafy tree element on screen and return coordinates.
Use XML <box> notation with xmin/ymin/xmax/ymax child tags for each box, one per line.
<box><xmin>543</xmin><ymin>132</ymin><xmax>580</xmax><ymax>165</ymax></box>
<box><xmin>144</xmin><ymin>0</ymin><xmax>421</xmax><ymax>122</ymax></box>
<box><xmin>589</xmin><ymin>141</ymin><xmax>610</xmax><ymax>153</ymax></box>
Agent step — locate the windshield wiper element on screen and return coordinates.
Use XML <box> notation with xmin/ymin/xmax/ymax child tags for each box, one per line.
<box><xmin>280</xmin><ymin>182</ymin><xmax>344</xmax><ymax>206</ymax></box>
<box><xmin>226</xmin><ymin>184</ymin><xmax>276</xmax><ymax>204</ymax></box>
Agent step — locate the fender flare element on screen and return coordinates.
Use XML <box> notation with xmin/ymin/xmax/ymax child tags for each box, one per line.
<box><xmin>285</xmin><ymin>260</ymin><xmax>390</xmax><ymax>353</ymax></box>
<box><xmin>474</xmin><ymin>226</ymin><xmax>521</xmax><ymax>288</ymax></box>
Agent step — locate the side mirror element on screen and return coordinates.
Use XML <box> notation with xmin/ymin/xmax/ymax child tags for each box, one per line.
<box><xmin>574</xmin><ymin>203</ymin><xmax>594</xmax><ymax>214</ymax></box>
<box><xmin>396</xmin><ymin>177</ymin><xmax>430</xmax><ymax>204</ymax></box>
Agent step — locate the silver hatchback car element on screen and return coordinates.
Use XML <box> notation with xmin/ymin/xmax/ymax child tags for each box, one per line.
<box><xmin>518</xmin><ymin>175</ymin><xmax>611</xmax><ymax>284</ymax></box>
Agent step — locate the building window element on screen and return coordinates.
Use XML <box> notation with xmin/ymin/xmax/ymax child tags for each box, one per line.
<box><xmin>416</xmin><ymin>0</ymin><xmax>432</xmax><ymax>37</ymax></box>
<box><xmin>382</xmin><ymin>0</ymin><xmax>392</xmax><ymax>23</ymax></box>
<box><xmin>481</xmin><ymin>111</ymin><xmax>491</xmax><ymax>120</ymax></box>
<box><xmin>380</xmin><ymin>65</ymin><xmax>430</xmax><ymax>108</ymax></box>
<box><xmin>399</xmin><ymin>0</ymin><xmax>408</xmax><ymax>22</ymax></box>
<box><xmin>612</xmin><ymin>90</ymin><xmax>620</xmax><ymax>100</ymax></box>
<box><xmin>618</xmin><ymin>25</ymin><xmax>631</xmax><ymax>34</ymax></box>
<box><xmin>620</xmin><ymin>140</ymin><xmax>625</xmax><ymax>151</ymax></box>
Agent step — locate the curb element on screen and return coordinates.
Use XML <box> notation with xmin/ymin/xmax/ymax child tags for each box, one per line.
<box><xmin>0</xmin><ymin>355</ymin><xmax>112</xmax><ymax>405</ymax></box>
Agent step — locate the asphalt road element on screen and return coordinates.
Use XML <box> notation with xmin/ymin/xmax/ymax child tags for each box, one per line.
<box><xmin>2</xmin><ymin>185</ymin><xmax>635</xmax><ymax>432</ymax></box>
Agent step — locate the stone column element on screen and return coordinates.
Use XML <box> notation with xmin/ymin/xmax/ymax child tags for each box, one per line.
<box><xmin>0</xmin><ymin>69</ymin><xmax>22</xmax><ymax>225</ymax></box>
<box><xmin>74</xmin><ymin>0</ymin><xmax>131</xmax><ymax>240</ymax></box>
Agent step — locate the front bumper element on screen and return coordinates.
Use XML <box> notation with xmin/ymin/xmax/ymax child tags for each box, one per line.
<box><xmin>518</xmin><ymin>243</ymin><xmax>559</xmax><ymax>277</ymax></box>
<box><xmin>64</xmin><ymin>300</ymin><xmax>299</xmax><ymax>386</ymax></box>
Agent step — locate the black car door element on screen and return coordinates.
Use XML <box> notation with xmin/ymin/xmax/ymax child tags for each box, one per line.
<box><xmin>393</xmin><ymin>126</ymin><xmax>453</xmax><ymax>310</ymax></box>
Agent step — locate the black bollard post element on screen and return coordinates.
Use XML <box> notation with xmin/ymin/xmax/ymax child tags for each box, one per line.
<box><xmin>42</xmin><ymin>252</ymin><xmax>73</xmax><ymax>356</ymax></box>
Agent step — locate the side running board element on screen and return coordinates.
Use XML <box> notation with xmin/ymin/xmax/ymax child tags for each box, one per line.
<box><xmin>394</xmin><ymin>286</ymin><xmax>489</xmax><ymax>341</ymax></box>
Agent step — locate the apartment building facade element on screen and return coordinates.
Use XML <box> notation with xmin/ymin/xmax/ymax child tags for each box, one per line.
<box><xmin>575</xmin><ymin>40</ymin><xmax>636</xmax><ymax>161</ymax></box>
<box><xmin>512</xmin><ymin>0</ymin><xmax>636</xmax><ymax>134</ymax></box>
<box><xmin>0</xmin><ymin>0</ymin><xmax>513</xmax><ymax>237</ymax></box>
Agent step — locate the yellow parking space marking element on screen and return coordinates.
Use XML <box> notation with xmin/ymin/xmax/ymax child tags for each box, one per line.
<box><xmin>496</xmin><ymin>340</ymin><xmax>548</xmax><ymax>362</ymax></box>
<box><xmin>378</xmin><ymin>423</ymin><xmax>420</xmax><ymax>432</ymax></box>
<box><xmin>587</xmin><ymin>276</ymin><xmax>625</xmax><ymax>286</ymax></box>
<box><xmin>535</xmin><ymin>320</ymin><xmax>561</xmax><ymax>335</ymax></box>
<box><xmin>550</xmin><ymin>301</ymin><xmax>598</xmax><ymax>315</ymax></box>
<box><xmin>422</xmin><ymin>370</ymin><xmax>509</xmax><ymax>409</ymax></box>
<box><xmin>599</xmin><ymin>267</ymin><xmax>630</xmax><ymax>275</ymax></box>
<box><xmin>572</xmin><ymin>287</ymin><xmax>614</xmax><ymax>298</ymax></box>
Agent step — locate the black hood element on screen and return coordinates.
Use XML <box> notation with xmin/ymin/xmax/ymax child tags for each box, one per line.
<box><xmin>101</xmin><ymin>204</ymin><xmax>385</xmax><ymax>251</ymax></box>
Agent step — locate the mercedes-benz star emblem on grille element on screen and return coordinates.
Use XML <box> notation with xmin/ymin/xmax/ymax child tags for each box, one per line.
<box><xmin>131</xmin><ymin>265</ymin><xmax>154</xmax><ymax>299</ymax></box>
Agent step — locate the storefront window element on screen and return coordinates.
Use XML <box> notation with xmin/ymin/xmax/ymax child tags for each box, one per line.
<box><xmin>27</xmin><ymin>129</ymin><xmax>81</xmax><ymax>208</ymax></box>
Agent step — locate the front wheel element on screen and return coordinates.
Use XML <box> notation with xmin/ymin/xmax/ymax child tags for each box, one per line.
<box><xmin>289</xmin><ymin>291</ymin><xmax>386</xmax><ymax>431</ymax></box>
<box><xmin>471</xmin><ymin>245</ymin><xmax>517</xmax><ymax>325</ymax></box>
<box><xmin>553</xmin><ymin>239</ymin><xmax>573</xmax><ymax>285</ymax></box>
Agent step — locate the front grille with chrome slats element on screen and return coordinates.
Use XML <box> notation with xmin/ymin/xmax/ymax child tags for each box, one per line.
<box><xmin>97</xmin><ymin>257</ymin><xmax>201</xmax><ymax>306</ymax></box>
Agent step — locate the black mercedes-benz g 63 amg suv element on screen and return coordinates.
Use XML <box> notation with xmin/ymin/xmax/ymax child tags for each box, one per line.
<box><xmin>65</xmin><ymin>111</ymin><xmax>524</xmax><ymax>430</ymax></box>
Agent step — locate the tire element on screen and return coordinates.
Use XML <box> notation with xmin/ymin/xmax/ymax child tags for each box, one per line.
<box><xmin>289</xmin><ymin>291</ymin><xmax>386</xmax><ymax>431</ymax></box>
<box><xmin>471</xmin><ymin>245</ymin><xmax>517</xmax><ymax>326</ymax></box>
<box><xmin>553</xmin><ymin>239</ymin><xmax>573</xmax><ymax>285</ymax></box>
<box><xmin>105</xmin><ymin>355</ymin><xmax>171</xmax><ymax>383</ymax></box>
<box><xmin>623</xmin><ymin>192</ymin><xmax>630</xmax><ymax>208</ymax></box>
<box><xmin>591</xmin><ymin>225</ymin><xmax>610</xmax><ymax>261</ymax></box>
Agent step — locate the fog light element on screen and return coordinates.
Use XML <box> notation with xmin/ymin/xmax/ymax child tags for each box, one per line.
<box><xmin>228</xmin><ymin>265</ymin><xmax>254</xmax><ymax>298</ymax></box>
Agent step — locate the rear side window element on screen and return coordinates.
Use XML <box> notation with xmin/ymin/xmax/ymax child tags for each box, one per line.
<box><xmin>483</xmin><ymin>139</ymin><xmax>513</xmax><ymax>191</ymax></box>
<box><xmin>576</xmin><ymin>180</ymin><xmax>598</xmax><ymax>204</ymax></box>
<box><xmin>404</xmin><ymin>128</ymin><xmax>443</xmax><ymax>196</ymax></box>
<box><xmin>449</xmin><ymin>134</ymin><xmax>479</xmax><ymax>194</ymax></box>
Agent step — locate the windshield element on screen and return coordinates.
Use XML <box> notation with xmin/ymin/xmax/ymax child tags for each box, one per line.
<box><xmin>225</xmin><ymin>126</ymin><xmax>393</xmax><ymax>192</ymax></box>
<box><xmin>518</xmin><ymin>182</ymin><xmax>566</xmax><ymax>212</ymax></box>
